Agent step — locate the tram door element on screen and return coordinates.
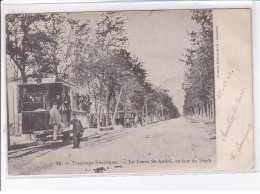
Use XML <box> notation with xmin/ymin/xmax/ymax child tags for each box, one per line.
<box><xmin>62</xmin><ymin>86</ymin><xmax>71</xmax><ymax>124</ymax></box>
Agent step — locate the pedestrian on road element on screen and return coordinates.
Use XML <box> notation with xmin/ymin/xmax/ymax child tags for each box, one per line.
<box><xmin>67</xmin><ymin>112</ymin><xmax>84</xmax><ymax>148</ymax></box>
<box><xmin>125</xmin><ymin>118</ymin><xmax>130</xmax><ymax>128</ymax></box>
<box><xmin>49</xmin><ymin>101</ymin><xmax>64</xmax><ymax>141</ymax></box>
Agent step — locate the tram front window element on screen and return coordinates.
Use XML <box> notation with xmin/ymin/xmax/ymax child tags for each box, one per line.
<box><xmin>20</xmin><ymin>85</ymin><xmax>48</xmax><ymax>111</ymax></box>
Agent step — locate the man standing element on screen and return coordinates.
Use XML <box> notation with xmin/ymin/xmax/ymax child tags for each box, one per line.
<box><xmin>67</xmin><ymin>112</ymin><xmax>84</xmax><ymax>148</ymax></box>
<box><xmin>49</xmin><ymin>101</ymin><xmax>64</xmax><ymax>141</ymax></box>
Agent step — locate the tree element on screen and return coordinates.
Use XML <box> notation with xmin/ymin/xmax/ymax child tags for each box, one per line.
<box><xmin>6</xmin><ymin>14</ymin><xmax>57</xmax><ymax>82</ymax></box>
<box><xmin>181</xmin><ymin>10</ymin><xmax>215</xmax><ymax>120</ymax></box>
<box><xmin>60</xmin><ymin>17</ymin><xmax>91</xmax><ymax>80</ymax></box>
<box><xmin>94</xmin><ymin>12</ymin><xmax>129</xmax><ymax>126</ymax></box>
<box><xmin>109</xmin><ymin>49</ymin><xmax>146</xmax><ymax>125</ymax></box>
<box><xmin>40</xmin><ymin>14</ymin><xmax>66</xmax><ymax>77</ymax></box>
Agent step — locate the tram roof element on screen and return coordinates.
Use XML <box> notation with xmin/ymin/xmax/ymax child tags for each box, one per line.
<box><xmin>18</xmin><ymin>78</ymin><xmax>85</xmax><ymax>92</ymax></box>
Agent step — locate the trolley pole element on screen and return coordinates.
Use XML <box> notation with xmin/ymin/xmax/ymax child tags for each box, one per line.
<box><xmin>112</xmin><ymin>86</ymin><xmax>123</xmax><ymax>126</ymax></box>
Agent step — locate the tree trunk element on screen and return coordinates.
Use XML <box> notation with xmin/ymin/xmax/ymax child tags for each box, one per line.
<box><xmin>105</xmin><ymin>103</ymin><xmax>110</xmax><ymax>127</ymax></box>
<box><xmin>213</xmin><ymin>89</ymin><xmax>216</xmax><ymax>122</ymax></box>
<box><xmin>105</xmin><ymin>90</ymin><xmax>111</xmax><ymax>127</ymax></box>
<box><xmin>201</xmin><ymin>101</ymin><xmax>204</xmax><ymax>119</ymax></box>
<box><xmin>97</xmin><ymin>99</ymin><xmax>101</xmax><ymax>129</ymax></box>
<box><xmin>208</xmin><ymin>101</ymin><xmax>211</xmax><ymax>120</ymax></box>
<box><xmin>161</xmin><ymin>105</ymin><xmax>164</xmax><ymax>120</ymax></box>
<box><xmin>21</xmin><ymin>71</ymin><xmax>27</xmax><ymax>83</ymax></box>
<box><xmin>145</xmin><ymin>102</ymin><xmax>148</xmax><ymax>125</ymax></box>
<box><xmin>94</xmin><ymin>97</ymin><xmax>98</xmax><ymax>116</ymax></box>
<box><xmin>204</xmin><ymin>101</ymin><xmax>207</xmax><ymax>118</ymax></box>
<box><xmin>142</xmin><ymin>104</ymin><xmax>145</xmax><ymax>127</ymax></box>
<box><xmin>124</xmin><ymin>105</ymin><xmax>127</xmax><ymax>127</ymax></box>
<box><xmin>211</xmin><ymin>100</ymin><xmax>213</xmax><ymax>120</ymax></box>
<box><xmin>208</xmin><ymin>101</ymin><xmax>210</xmax><ymax>120</ymax></box>
<box><xmin>156</xmin><ymin>107</ymin><xmax>158</xmax><ymax>122</ymax></box>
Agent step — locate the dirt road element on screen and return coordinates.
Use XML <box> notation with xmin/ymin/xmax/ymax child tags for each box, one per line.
<box><xmin>8</xmin><ymin>118</ymin><xmax>216</xmax><ymax>175</ymax></box>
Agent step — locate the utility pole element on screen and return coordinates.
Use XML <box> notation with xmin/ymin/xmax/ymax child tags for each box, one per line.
<box><xmin>112</xmin><ymin>86</ymin><xmax>123</xmax><ymax>126</ymax></box>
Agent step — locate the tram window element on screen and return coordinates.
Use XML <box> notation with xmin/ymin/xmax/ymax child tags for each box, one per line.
<box><xmin>20</xmin><ymin>85</ymin><xmax>49</xmax><ymax>111</ymax></box>
<box><xmin>22</xmin><ymin>94</ymin><xmax>44</xmax><ymax>102</ymax></box>
<box><xmin>22</xmin><ymin>86</ymin><xmax>33</xmax><ymax>94</ymax></box>
<box><xmin>22</xmin><ymin>85</ymin><xmax>48</xmax><ymax>95</ymax></box>
<box><xmin>75</xmin><ymin>93</ymin><xmax>81</xmax><ymax>110</ymax></box>
<box><xmin>34</xmin><ymin>86</ymin><xmax>48</xmax><ymax>94</ymax></box>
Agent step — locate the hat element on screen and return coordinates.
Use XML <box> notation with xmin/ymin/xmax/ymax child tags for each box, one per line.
<box><xmin>72</xmin><ymin>112</ymin><xmax>78</xmax><ymax>116</ymax></box>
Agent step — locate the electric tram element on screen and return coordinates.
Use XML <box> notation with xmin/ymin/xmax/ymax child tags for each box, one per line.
<box><xmin>17</xmin><ymin>77</ymin><xmax>91</xmax><ymax>140</ymax></box>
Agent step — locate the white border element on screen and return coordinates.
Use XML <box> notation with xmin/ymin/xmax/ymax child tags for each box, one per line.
<box><xmin>1</xmin><ymin>0</ymin><xmax>260</xmax><ymax>190</ymax></box>
<box><xmin>0</xmin><ymin>0</ymin><xmax>253</xmax><ymax>14</ymax></box>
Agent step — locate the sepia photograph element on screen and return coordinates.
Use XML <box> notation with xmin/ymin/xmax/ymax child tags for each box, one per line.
<box><xmin>6</xmin><ymin>9</ymin><xmax>218</xmax><ymax>175</ymax></box>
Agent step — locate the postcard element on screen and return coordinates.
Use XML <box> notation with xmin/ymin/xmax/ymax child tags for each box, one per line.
<box><xmin>4</xmin><ymin>8</ymin><xmax>254</xmax><ymax>175</ymax></box>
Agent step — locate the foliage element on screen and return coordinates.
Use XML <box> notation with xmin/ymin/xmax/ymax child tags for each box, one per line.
<box><xmin>6</xmin><ymin>14</ymin><xmax>54</xmax><ymax>82</ymax></box>
<box><xmin>181</xmin><ymin>10</ymin><xmax>215</xmax><ymax>120</ymax></box>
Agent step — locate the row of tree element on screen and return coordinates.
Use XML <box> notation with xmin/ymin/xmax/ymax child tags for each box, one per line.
<box><xmin>6</xmin><ymin>12</ymin><xmax>180</xmax><ymax>128</ymax></box>
<box><xmin>181</xmin><ymin>10</ymin><xmax>215</xmax><ymax>121</ymax></box>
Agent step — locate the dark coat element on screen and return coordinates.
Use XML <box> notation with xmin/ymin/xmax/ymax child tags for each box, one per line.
<box><xmin>68</xmin><ymin>119</ymin><xmax>83</xmax><ymax>135</ymax></box>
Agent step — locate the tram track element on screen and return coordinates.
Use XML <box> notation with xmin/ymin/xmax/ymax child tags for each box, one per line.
<box><xmin>8</xmin><ymin>128</ymin><xmax>130</xmax><ymax>160</ymax></box>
